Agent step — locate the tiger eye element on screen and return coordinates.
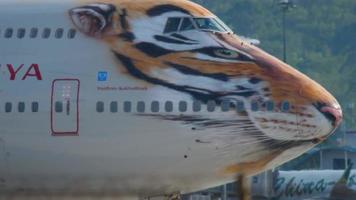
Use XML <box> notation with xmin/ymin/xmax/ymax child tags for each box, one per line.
<box><xmin>215</xmin><ymin>49</ymin><xmax>239</xmax><ymax>59</ymax></box>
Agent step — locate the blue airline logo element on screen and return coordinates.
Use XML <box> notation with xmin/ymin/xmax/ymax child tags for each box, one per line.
<box><xmin>98</xmin><ymin>71</ymin><xmax>108</xmax><ymax>81</ymax></box>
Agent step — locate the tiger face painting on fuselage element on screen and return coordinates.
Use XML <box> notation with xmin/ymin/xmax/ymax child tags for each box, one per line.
<box><xmin>69</xmin><ymin>0</ymin><xmax>342</xmax><ymax>174</ymax></box>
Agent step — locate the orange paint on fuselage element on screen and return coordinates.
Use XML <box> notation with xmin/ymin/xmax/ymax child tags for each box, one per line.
<box><xmin>88</xmin><ymin>0</ymin><xmax>338</xmax><ymax>107</ymax></box>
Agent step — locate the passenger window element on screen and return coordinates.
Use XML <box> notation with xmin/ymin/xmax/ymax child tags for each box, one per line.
<box><xmin>164</xmin><ymin>17</ymin><xmax>181</xmax><ymax>33</ymax></box>
<box><xmin>266</xmin><ymin>100</ymin><xmax>275</xmax><ymax>111</ymax></box>
<box><xmin>165</xmin><ymin>101</ymin><xmax>173</xmax><ymax>112</ymax></box>
<box><xmin>4</xmin><ymin>28</ymin><xmax>13</xmax><ymax>38</ymax></box>
<box><xmin>32</xmin><ymin>102</ymin><xmax>39</xmax><ymax>113</ymax></box>
<box><xmin>68</xmin><ymin>29</ymin><xmax>77</xmax><ymax>39</ymax></box>
<box><xmin>5</xmin><ymin>102</ymin><xmax>12</xmax><ymax>113</ymax></box>
<box><xmin>193</xmin><ymin>101</ymin><xmax>201</xmax><ymax>112</ymax></box>
<box><xmin>221</xmin><ymin>100</ymin><xmax>231</xmax><ymax>112</ymax></box>
<box><xmin>179</xmin><ymin>101</ymin><xmax>187</xmax><ymax>112</ymax></box>
<box><xmin>17</xmin><ymin>28</ymin><xmax>26</xmax><ymax>39</ymax></box>
<box><xmin>180</xmin><ymin>18</ymin><xmax>195</xmax><ymax>31</ymax></box>
<box><xmin>110</xmin><ymin>101</ymin><xmax>118</xmax><ymax>113</ymax></box>
<box><xmin>55</xmin><ymin>28</ymin><xmax>64</xmax><ymax>39</ymax></box>
<box><xmin>18</xmin><ymin>102</ymin><xmax>25</xmax><ymax>113</ymax></box>
<box><xmin>137</xmin><ymin>101</ymin><xmax>145</xmax><ymax>113</ymax></box>
<box><xmin>236</xmin><ymin>101</ymin><xmax>245</xmax><ymax>112</ymax></box>
<box><xmin>30</xmin><ymin>28</ymin><xmax>38</xmax><ymax>38</ymax></box>
<box><xmin>151</xmin><ymin>101</ymin><xmax>160</xmax><ymax>113</ymax></box>
<box><xmin>281</xmin><ymin>101</ymin><xmax>290</xmax><ymax>112</ymax></box>
<box><xmin>251</xmin><ymin>101</ymin><xmax>259</xmax><ymax>112</ymax></box>
<box><xmin>207</xmin><ymin>100</ymin><xmax>216</xmax><ymax>112</ymax></box>
<box><xmin>55</xmin><ymin>101</ymin><xmax>63</xmax><ymax>113</ymax></box>
<box><xmin>124</xmin><ymin>101</ymin><xmax>132</xmax><ymax>113</ymax></box>
<box><xmin>96</xmin><ymin>101</ymin><xmax>104</xmax><ymax>113</ymax></box>
<box><xmin>42</xmin><ymin>28</ymin><xmax>51</xmax><ymax>39</ymax></box>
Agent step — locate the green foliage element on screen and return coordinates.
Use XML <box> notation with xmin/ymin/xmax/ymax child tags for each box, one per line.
<box><xmin>193</xmin><ymin>0</ymin><xmax>356</xmax><ymax>130</ymax></box>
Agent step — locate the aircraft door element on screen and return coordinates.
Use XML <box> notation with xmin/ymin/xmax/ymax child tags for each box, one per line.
<box><xmin>0</xmin><ymin>138</ymin><xmax>7</xmax><ymax>187</ymax></box>
<box><xmin>51</xmin><ymin>79</ymin><xmax>80</xmax><ymax>136</ymax></box>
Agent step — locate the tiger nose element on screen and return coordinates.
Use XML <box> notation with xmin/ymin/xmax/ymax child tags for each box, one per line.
<box><xmin>318</xmin><ymin>103</ymin><xmax>343</xmax><ymax>127</ymax></box>
<box><xmin>321</xmin><ymin>106</ymin><xmax>343</xmax><ymax>127</ymax></box>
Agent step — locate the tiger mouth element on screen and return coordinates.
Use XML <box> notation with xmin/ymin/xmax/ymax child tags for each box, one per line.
<box><xmin>136</xmin><ymin>112</ymin><xmax>317</xmax><ymax>158</ymax></box>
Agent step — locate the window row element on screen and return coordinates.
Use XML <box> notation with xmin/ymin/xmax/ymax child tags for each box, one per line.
<box><xmin>3</xmin><ymin>100</ymin><xmax>290</xmax><ymax>114</ymax></box>
<box><xmin>94</xmin><ymin>100</ymin><xmax>291</xmax><ymax>113</ymax></box>
<box><xmin>3</xmin><ymin>102</ymin><xmax>39</xmax><ymax>113</ymax></box>
<box><xmin>1</xmin><ymin>28</ymin><xmax>77</xmax><ymax>39</ymax></box>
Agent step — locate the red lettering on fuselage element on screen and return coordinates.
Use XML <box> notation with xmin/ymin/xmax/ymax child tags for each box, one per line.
<box><xmin>6</xmin><ymin>64</ymin><xmax>42</xmax><ymax>80</ymax></box>
<box><xmin>7</xmin><ymin>64</ymin><xmax>24</xmax><ymax>80</ymax></box>
<box><xmin>22</xmin><ymin>64</ymin><xmax>42</xmax><ymax>80</ymax></box>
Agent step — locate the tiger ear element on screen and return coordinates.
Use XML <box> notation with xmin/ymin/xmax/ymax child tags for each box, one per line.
<box><xmin>69</xmin><ymin>3</ymin><xmax>117</xmax><ymax>38</ymax></box>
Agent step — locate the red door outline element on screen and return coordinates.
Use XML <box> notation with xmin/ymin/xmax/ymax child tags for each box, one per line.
<box><xmin>51</xmin><ymin>79</ymin><xmax>80</xmax><ymax>136</ymax></box>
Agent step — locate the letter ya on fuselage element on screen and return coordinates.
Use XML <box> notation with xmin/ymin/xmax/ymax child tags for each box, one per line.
<box><xmin>0</xmin><ymin>0</ymin><xmax>341</xmax><ymax>198</ymax></box>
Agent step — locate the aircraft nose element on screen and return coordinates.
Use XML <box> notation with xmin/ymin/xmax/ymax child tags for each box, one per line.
<box><xmin>317</xmin><ymin>103</ymin><xmax>343</xmax><ymax>127</ymax></box>
<box><xmin>321</xmin><ymin>106</ymin><xmax>343</xmax><ymax>127</ymax></box>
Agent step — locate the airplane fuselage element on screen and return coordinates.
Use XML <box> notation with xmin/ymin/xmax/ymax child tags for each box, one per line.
<box><xmin>0</xmin><ymin>0</ymin><xmax>342</xmax><ymax>199</ymax></box>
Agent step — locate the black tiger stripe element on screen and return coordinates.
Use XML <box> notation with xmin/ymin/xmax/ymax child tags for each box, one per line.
<box><xmin>118</xmin><ymin>32</ymin><xmax>135</xmax><ymax>41</ymax></box>
<box><xmin>166</xmin><ymin>62</ymin><xmax>230</xmax><ymax>82</ymax></box>
<box><xmin>154</xmin><ymin>35</ymin><xmax>197</xmax><ymax>45</ymax></box>
<box><xmin>135</xmin><ymin>42</ymin><xmax>174</xmax><ymax>57</ymax></box>
<box><xmin>249</xmin><ymin>77</ymin><xmax>262</xmax><ymax>84</ymax></box>
<box><xmin>114</xmin><ymin>52</ymin><xmax>256</xmax><ymax>102</ymax></box>
<box><xmin>119</xmin><ymin>8</ymin><xmax>129</xmax><ymax>30</ymax></box>
<box><xmin>170</xmin><ymin>33</ymin><xmax>198</xmax><ymax>42</ymax></box>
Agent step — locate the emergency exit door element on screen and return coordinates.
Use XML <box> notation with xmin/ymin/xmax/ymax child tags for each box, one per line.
<box><xmin>51</xmin><ymin>79</ymin><xmax>80</xmax><ymax>136</ymax></box>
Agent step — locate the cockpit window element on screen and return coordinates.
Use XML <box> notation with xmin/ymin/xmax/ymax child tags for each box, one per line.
<box><xmin>214</xmin><ymin>17</ymin><xmax>233</xmax><ymax>32</ymax></box>
<box><xmin>180</xmin><ymin>18</ymin><xmax>195</xmax><ymax>31</ymax></box>
<box><xmin>164</xmin><ymin>17</ymin><xmax>232</xmax><ymax>34</ymax></box>
<box><xmin>164</xmin><ymin>17</ymin><xmax>181</xmax><ymax>33</ymax></box>
<box><xmin>193</xmin><ymin>18</ymin><xmax>229</xmax><ymax>33</ymax></box>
